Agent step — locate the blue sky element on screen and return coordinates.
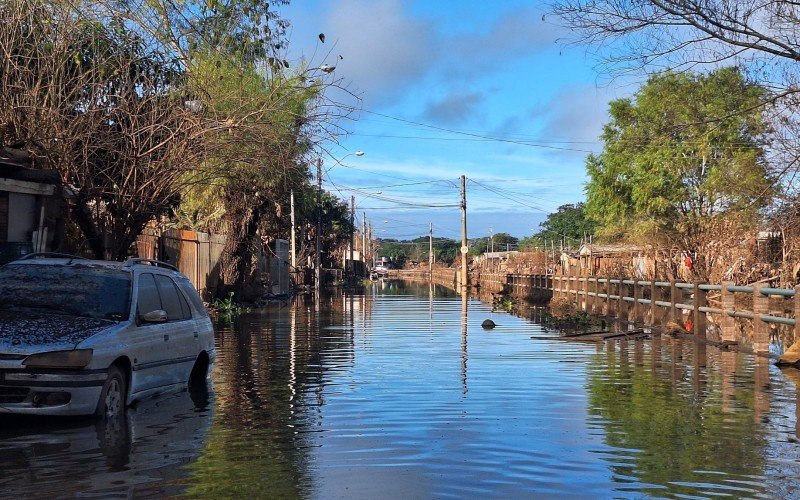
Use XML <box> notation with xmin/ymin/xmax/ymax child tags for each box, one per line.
<box><xmin>280</xmin><ymin>0</ymin><xmax>627</xmax><ymax>241</ymax></box>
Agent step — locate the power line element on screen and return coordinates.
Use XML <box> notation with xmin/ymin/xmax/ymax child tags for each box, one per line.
<box><xmin>363</xmin><ymin>110</ymin><xmax>594</xmax><ymax>154</ymax></box>
<box><xmin>468</xmin><ymin>179</ymin><xmax>554</xmax><ymax>214</ymax></box>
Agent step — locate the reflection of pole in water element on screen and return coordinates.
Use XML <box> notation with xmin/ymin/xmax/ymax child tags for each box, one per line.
<box><xmin>634</xmin><ymin>338</ymin><xmax>644</xmax><ymax>367</ymax></box>
<box><xmin>461</xmin><ymin>288</ymin><xmax>468</xmax><ymax>395</ymax></box>
<box><xmin>721</xmin><ymin>350</ymin><xmax>736</xmax><ymax>414</ymax></box>
<box><xmin>619</xmin><ymin>339</ymin><xmax>630</xmax><ymax>377</ymax></box>
<box><xmin>670</xmin><ymin>340</ymin><xmax>681</xmax><ymax>386</ymax></box>
<box><xmin>289</xmin><ymin>302</ymin><xmax>296</xmax><ymax>405</ymax></box>
<box><xmin>754</xmin><ymin>356</ymin><xmax>770</xmax><ymax>423</ymax></box>
<box><xmin>429</xmin><ymin>281</ymin><xmax>433</xmax><ymax>323</ymax></box>
<box><xmin>692</xmin><ymin>340</ymin><xmax>707</xmax><ymax>399</ymax></box>
<box><xmin>349</xmin><ymin>290</ymin><xmax>354</xmax><ymax>333</ymax></box>
<box><xmin>651</xmin><ymin>333</ymin><xmax>662</xmax><ymax>372</ymax></box>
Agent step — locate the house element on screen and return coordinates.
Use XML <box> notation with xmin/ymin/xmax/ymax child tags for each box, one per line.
<box><xmin>0</xmin><ymin>147</ymin><xmax>62</xmax><ymax>264</ymax></box>
<box><xmin>579</xmin><ymin>243</ymin><xmax>651</xmax><ymax>278</ymax></box>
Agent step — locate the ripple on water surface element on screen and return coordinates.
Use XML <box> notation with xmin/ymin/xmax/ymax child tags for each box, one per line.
<box><xmin>193</xmin><ymin>281</ymin><xmax>800</xmax><ymax>498</ymax></box>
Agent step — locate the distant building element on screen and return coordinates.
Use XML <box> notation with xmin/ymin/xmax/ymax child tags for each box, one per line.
<box><xmin>578</xmin><ymin>243</ymin><xmax>650</xmax><ymax>278</ymax></box>
<box><xmin>0</xmin><ymin>148</ymin><xmax>62</xmax><ymax>264</ymax></box>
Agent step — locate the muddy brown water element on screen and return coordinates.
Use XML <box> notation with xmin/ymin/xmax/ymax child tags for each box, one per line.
<box><xmin>2</xmin><ymin>280</ymin><xmax>800</xmax><ymax>498</ymax></box>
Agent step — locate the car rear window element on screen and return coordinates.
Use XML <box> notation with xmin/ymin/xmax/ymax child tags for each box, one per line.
<box><xmin>0</xmin><ymin>264</ymin><xmax>131</xmax><ymax>320</ymax></box>
<box><xmin>177</xmin><ymin>279</ymin><xmax>208</xmax><ymax>317</ymax></box>
<box><xmin>154</xmin><ymin>274</ymin><xmax>191</xmax><ymax>321</ymax></box>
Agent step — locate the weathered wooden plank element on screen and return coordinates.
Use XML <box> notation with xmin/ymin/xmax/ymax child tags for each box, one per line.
<box><xmin>0</xmin><ymin>177</ymin><xmax>55</xmax><ymax>196</ymax></box>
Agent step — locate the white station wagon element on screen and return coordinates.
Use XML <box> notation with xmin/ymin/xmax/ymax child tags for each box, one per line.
<box><xmin>0</xmin><ymin>254</ymin><xmax>215</xmax><ymax>418</ymax></box>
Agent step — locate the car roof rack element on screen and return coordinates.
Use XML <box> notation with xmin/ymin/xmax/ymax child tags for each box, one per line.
<box><xmin>123</xmin><ymin>258</ymin><xmax>179</xmax><ymax>272</ymax></box>
<box><xmin>18</xmin><ymin>252</ymin><xmax>89</xmax><ymax>262</ymax></box>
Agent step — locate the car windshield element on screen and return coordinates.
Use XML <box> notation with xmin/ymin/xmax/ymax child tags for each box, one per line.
<box><xmin>0</xmin><ymin>264</ymin><xmax>131</xmax><ymax>320</ymax></box>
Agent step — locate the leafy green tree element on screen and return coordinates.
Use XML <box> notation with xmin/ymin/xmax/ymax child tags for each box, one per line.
<box><xmin>585</xmin><ymin>67</ymin><xmax>772</xmax><ymax>248</ymax></box>
<box><xmin>433</xmin><ymin>238</ymin><xmax>459</xmax><ymax>264</ymax></box>
<box><xmin>375</xmin><ymin>237</ymin><xmax>460</xmax><ymax>268</ymax></box>
<box><xmin>470</xmin><ymin>233</ymin><xmax>518</xmax><ymax>255</ymax></box>
<box><xmin>520</xmin><ymin>203</ymin><xmax>594</xmax><ymax>249</ymax></box>
<box><xmin>376</xmin><ymin>239</ymin><xmax>409</xmax><ymax>268</ymax></box>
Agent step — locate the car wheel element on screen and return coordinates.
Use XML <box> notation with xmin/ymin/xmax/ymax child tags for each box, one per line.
<box><xmin>96</xmin><ymin>365</ymin><xmax>126</xmax><ymax>419</ymax></box>
<box><xmin>188</xmin><ymin>353</ymin><xmax>209</xmax><ymax>389</ymax></box>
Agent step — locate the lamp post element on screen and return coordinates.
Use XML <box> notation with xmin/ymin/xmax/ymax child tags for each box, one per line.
<box><xmin>315</xmin><ymin>150</ymin><xmax>364</xmax><ymax>293</ymax></box>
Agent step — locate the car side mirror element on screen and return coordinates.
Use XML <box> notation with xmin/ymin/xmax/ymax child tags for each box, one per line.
<box><xmin>140</xmin><ymin>310</ymin><xmax>168</xmax><ymax>323</ymax></box>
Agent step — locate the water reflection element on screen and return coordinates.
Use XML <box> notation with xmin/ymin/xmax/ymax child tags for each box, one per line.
<box><xmin>586</xmin><ymin>338</ymin><xmax>784</xmax><ymax>497</ymax></box>
<box><xmin>3</xmin><ymin>281</ymin><xmax>800</xmax><ymax>497</ymax></box>
<box><xmin>0</xmin><ymin>387</ymin><xmax>212</xmax><ymax>497</ymax></box>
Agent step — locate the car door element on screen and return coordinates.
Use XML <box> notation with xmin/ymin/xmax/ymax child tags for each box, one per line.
<box><xmin>152</xmin><ymin>273</ymin><xmax>197</xmax><ymax>384</ymax></box>
<box><xmin>130</xmin><ymin>272</ymin><xmax>176</xmax><ymax>394</ymax></box>
<box><xmin>175</xmin><ymin>277</ymin><xmax>213</xmax><ymax>355</ymax></box>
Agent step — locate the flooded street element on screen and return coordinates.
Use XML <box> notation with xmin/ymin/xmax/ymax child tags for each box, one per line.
<box><xmin>3</xmin><ymin>280</ymin><xmax>800</xmax><ymax>497</ymax></box>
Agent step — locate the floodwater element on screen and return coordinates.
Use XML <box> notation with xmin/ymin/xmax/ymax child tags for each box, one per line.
<box><xmin>3</xmin><ymin>280</ymin><xmax>800</xmax><ymax>497</ymax></box>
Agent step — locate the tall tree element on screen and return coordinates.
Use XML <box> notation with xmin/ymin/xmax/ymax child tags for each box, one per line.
<box><xmin>552</xmin><ymin>1</ymin><xmax>800</xmax><ymax>82</ymax></box>
<box><xmin>585</xmin><ymin>68</ymin><xmax>772</xmax><ymax>249</ymax></box>
<box><xmin>0</xmin><ymin>0</ymin><xmax>203</xmax><ymax>259</ymax></box>
<box><xmin>470</xmin><ymin>233</ymin><xmax>518</xmax><ymax>255</ymax></box>
<box><xmin>520</xmin><ymin>203</ymin><xmax>595</xmax><ymax>249</ymax></box>
<box><xmin>551</xmin><ymin>0</ymin><xmax>800</xmax><ymax>196</ymax></box>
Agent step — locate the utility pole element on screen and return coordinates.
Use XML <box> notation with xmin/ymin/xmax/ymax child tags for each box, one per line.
<box><xmin>290</xmin><ymin>190</ymin><xmax>296</xmax><ymax>281</ymax></box>
<box><xmin>362</xmin><ymin>212</ymin><xmax>367</xmax><ymax>271</ymax></box>
<box><xmin>429</xmin><ymin>222</ymin><xmax>433</xmax><ymax>281</ymax></box>
<box><xmin>370</xmin><ymin>223</ymin><xmax>376</xmax><ymax>267</ymax></box>
<box><xmin>460</xmin><ymin>175</ymin><xmax>468</xmax><ymax>291</ymax></box>
<box><xmin>349</xmin><ymin>195</ymin><xmax>355</xmax><ymax>280</ymax></box>
<box><xmin>315</xmin><ymin>159</ymin><xmax>322</xmax><ymax>292</ymax></box>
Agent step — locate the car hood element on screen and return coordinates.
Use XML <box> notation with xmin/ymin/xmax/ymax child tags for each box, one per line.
<box><xmin>0</xmin><ymin>310</ymin><xmax>116</xmax><ymax>354</ymax></box>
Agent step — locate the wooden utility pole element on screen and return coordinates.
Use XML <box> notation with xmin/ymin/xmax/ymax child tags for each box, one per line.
<box><xmin>429</xmin><ymin>222</ymin><xmax>433</xmax><ymax>281</ymax></box>
<box><xmin>290</xmin><ymin>190</ymin><xmax>296</xmax><ymax>278</ymax></box>
<box><xmin>362</xmin><ymin>211</ymin><xmax>367</xmax><ymax>271</ymax></box>
<box><xmin>315</xmin><ymin>159</ymin><xmax>322</xmax><ymax>292</ymax></box>
<box><xmin>460</xmin><ymin>175</ymin><xmax>468</xmax><ymax>290</ymax></box>
<box><xmin>349</xmin><ymin>195</ymin><xmax>355</xmax><ymax>279</ymax></box>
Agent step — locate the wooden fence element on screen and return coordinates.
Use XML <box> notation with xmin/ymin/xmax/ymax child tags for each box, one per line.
<box><xmin>480</xmin><ymin>272</ymin><xmax>799</xmax><ymax>354</ymax></box>
<box><xmin>395</xmin><ymin>269</ymin><xmax>800</xmax><ymax>354</ymax></box>
<box><xmin>136</xmin><ymin>228</ymin><xmax>226</xmax><ymax>300</ymax></box>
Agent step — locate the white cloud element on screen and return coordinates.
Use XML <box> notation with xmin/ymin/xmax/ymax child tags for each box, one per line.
<box><xmin>322</xmin><ymin>0</ymin><xmax>439</xmax><ymax>104</ymax></box>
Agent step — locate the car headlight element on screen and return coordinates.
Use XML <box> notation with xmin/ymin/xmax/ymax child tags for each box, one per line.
<box><xmin>23</xmin><ymin>349</ymin><xmax>93</xmax><ymax>369</ymax></box>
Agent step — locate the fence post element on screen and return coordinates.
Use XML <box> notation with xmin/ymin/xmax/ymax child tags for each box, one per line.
<box><xmin>669</xmin><ymin>279</ymin><xmax>680</xmax><ymax>325</ymax></box>
<box><xmin>795</xmin><ymin>285</ymin><xmax>800</xmax><ymax>347</ymax></box>
<box><xmin>619</xmin><ymin>280</ymin><xmax>629</xmax><ymax>321</ymax></box>
<box><xmin>605</xmin><ymin>277</ymin><xmax>612</xmax><ymax>317</ymax></box>
<box><xmin>632</xmin><ymin>280</ymin><xmax>642</xmax><ymax>324</ymax></box>
<box><xmin>614</xmin><ymin>279</ymin><xmax>622</xmax><ymax>319</ymax></box>
<box><xmin>693</xmin><ymin>281</ymin><xmax>706</xmax><ymax>338</ymax></box>
<box><xmin>566</xmin><ymin>272</ymin><xmax>572</xmax><ymax>301</ymax></box>
<box><xmin>650</xmin><ymin>280</ymin><xmax>659</xmax><ymax>325</ymax></box>
<box><xmin>720</xmin><ymin>281</ymin><xmax>737</xmax><ymax>344</ymax></box>
<box><xmin>752</xmin><ymin>283</ymin><xmax>770</xmax><ymax>354</ymax></box>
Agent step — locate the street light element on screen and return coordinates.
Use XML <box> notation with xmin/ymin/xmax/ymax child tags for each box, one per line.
<box><xmin>316</xmin><ymin>150</ymin><xmax>364</xmax><ymax>292</ymax></box>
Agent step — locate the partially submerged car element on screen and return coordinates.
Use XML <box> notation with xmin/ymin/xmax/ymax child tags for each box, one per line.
<box><xmin>0</xmin><ymin>254</ymin><xmax>215</xmax><ymax>418</ymax></box>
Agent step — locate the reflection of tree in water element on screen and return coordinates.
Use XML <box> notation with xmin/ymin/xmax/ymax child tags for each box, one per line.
<box><xmin>587</xmin><ymin>340</ymin><xmax>767</xmax><ymax>496</ymax></box>
<box><xmin>184</xmin><ymin>292</ymin><xmax>359</xmax><ymax>497</ymax></box>
<box><xmin>374</xmin><ymin>280</ymin><xmax>458</xmax><ymax>298</ymax></box>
